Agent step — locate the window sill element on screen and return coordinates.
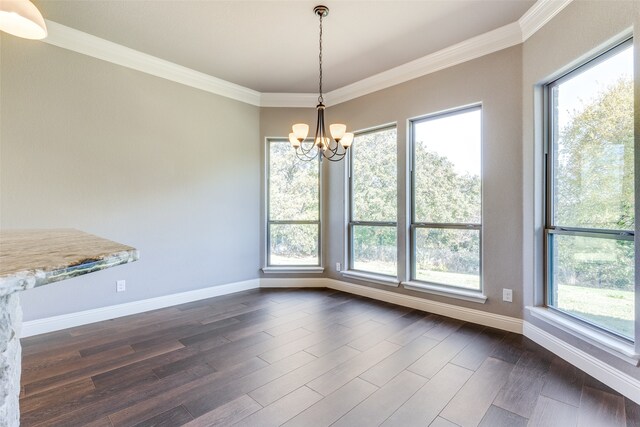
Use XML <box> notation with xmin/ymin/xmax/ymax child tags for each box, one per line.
<box><xmin>527</xmin><ymin>306</ymin><xmax>639</xmax><ymax>366</ymax></box>
<box><xmin>261</xmin><ymin>267</ymin><xmax>324</xmax><ymax>274</ymax></box>
<box><xmin>401</xmin><ymin>281</ymin><xmax>487</xmax><ymax>304</ymax></box>
<box><xmin>341</xmin><ymin>270</ymin><xmax>400</xmax><ymax>287</ymax></box>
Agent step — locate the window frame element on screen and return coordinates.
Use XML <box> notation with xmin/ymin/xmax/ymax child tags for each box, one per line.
<box><xmin>543</xmin><ymin>37</ymin><xmax>635</xmax><ymax>343</ymax></box>
<box><xmin>265</xmin><ymin>137</ymin><xmax>322</xmax><ymax>269</ymax></box>
<box><xmin>408</xmin><ymin>104</ymin><xmax>484</xmax><ymax>293</ymax></box>
<box><xmin>346</xmin><ymin>124</ymin><xmax>399</xmax><ymax>279</ymax></box>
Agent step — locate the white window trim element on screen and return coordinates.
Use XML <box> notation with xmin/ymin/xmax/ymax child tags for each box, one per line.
<box><xmin>528</xmin><ymin>306</ymin><xmax>639</xmax><ymax>366</ymax></box>
<box><xmin>402</xmin><ymin>280</ymin><xmax>487</xmax><ymax>304</ymax></box>
<box><xmin>261</xmin><ymin>266</ymin><xmax>325</xmax><ymax>274</ymax></box>
<box><xmin>341</xmin><ymin>270</ymin><xmax>400</xmax><ymax>287</ymax></box>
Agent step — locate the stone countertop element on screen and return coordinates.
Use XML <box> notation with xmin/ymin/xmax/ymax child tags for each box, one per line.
<box><xmin>0</xmin><ymin>229</ymin><xmax>139</xmax><ymax>296</ymax></box>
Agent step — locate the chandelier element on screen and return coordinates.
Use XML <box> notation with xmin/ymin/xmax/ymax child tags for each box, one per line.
<box><xmin>288</xmin><ymin>5</ymin><xmax>353</xmax><ymax>162</ymax></box>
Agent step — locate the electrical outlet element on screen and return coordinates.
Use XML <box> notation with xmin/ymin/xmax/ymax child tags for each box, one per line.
<box><xmin>116</xmin><ymin>280</ymin><xmax>126</xmax><ymax>292</ymax></box>
<box><xmin>503</xmin><ymin>288</ymin><xmax>513</xmax><ymax>303</ymax></box>
<box><xmin>336</xmin><ymin>262</ymin><xmax>341</xmax><ymax>271</ymax></box>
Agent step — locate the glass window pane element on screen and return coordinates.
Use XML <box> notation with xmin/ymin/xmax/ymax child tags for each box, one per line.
<box><xmin>352</xmin><ymin>128</ymin><xmax>397</xmax><ymax>222</ymax></box>
<box><xmin>269</xmin><ymin>141</ymin><xmax>319</xmax><ymax>221</ymax></box>
<box><xmin>414</xmin><ymin>109</ymin><xmax>481</xmax><ymax>224</ymax></box>
<box><xmin>269</xmin><ymin>223</ymin><xmax>319</xmax><ymax>266</ymax></box>
<box><xmin>552</xmin><ymin>44</ymin><xmax>634</xmax><ymax>230</ymax></box>
<box><xmin>415</xmin><ymin>228</ymin><xmax>480</xmax><ymax>290</ymax></box>
<box><xmin>549</xmin><ymin>234</ymin><xmax>634</xmax><ymax>340</ymax></box>
<box><xmin>352</xmin><ymin>225</ymin><xmax>397</xmax><ymax>276</ymax></box>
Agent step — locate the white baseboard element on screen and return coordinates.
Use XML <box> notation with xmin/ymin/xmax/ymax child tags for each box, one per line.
<box><xmin>324</xmin><ymin>279</ymin><xmax>523</xmax><ymax>333</ymax></box>
<box><xmin>523</xmin><ymin>322</ymin><xmax>640</xmax><ymax>404</ymax></box>
<box><xmin>21</xmin><ymin>278</ymin><xmax>260</xmax><ymax>338</ymax></box>
<box><xmin>23</xmin><ymin>276</ymin><xmax>522</xmax><ymax>338</ymax></box>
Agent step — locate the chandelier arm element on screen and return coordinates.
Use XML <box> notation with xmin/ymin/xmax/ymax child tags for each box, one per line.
<box><xmin>322</xmin><ymin>150</ymin><xmax>347</xmax><ymax>162</ymax></box>
<box><xmin>296</xmin><ymin>147</ymin><xmax>319</xmax><ymax>162</ymax></box>
<box><xmin>313</xmin><ymin>107</ymin><xmax>323</xmax><ymax>149</ymax></box>
<box><xmin>327</xmin><ymin>138</ymin><xmax>340</xmax><ymax>155</ymax></box>
<box><xmin>320</xmin><ymin>137</ymin><xmax>340</xmax><ymax>155</ymax></box>
<box><xmin>319</xmin><ymin>107</ymin><xmax>326</xmax><ymax>147</ymax></box>
<box><xmin>321</xmin><ymin>136</ymin><xmax>342</xmax><ymax>158</ymax></box>
<box><xmin>298</xmin><ymin>139</ymin><xmax>316</xmax><ymax>155</ymax></box>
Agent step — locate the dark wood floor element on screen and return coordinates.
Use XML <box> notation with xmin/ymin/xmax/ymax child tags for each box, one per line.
<box><xmin>19</xmin><ymin>288</ymin><xmax>639</xmax><ymax>426</ymax></box>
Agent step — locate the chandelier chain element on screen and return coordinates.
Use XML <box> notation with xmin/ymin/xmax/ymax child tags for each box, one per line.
<box><xmin>318</xmin><ymin>12</ymin><xmax>323</xmax><ymax>104</ymax></box>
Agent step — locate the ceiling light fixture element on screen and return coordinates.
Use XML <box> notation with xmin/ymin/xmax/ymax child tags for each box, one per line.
<box><xmin>0</xmin><ymin>0</ymin><xmax>47</xmax><ymax>39</ymax></box>
<box><xmin>289</xmin><ymin>5</ymin><xmax>352</xmax><ymax>162</ymax></box>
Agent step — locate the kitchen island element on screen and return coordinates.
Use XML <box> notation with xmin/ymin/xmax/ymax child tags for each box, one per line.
<box><xmin>0</xmin><ymin>229</ymin><xmax>139</xmax><ymax>426</ymax></box>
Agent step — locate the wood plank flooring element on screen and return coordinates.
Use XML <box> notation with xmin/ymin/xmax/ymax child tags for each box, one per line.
<box><xmin>19</xmin><ymin>288</ymin><xmax>640</xmax><ymax>426</ymax></box>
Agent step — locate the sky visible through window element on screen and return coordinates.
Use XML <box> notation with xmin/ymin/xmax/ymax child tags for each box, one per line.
<box><xmin>413</xmin><ymin>109</ymin><xmax>481</xmax><ymax>176</ymax></box>
<box><xmin>557</xmin><ymin>45</ymin><xmax>633</xmax><ymax>129</ymax></box>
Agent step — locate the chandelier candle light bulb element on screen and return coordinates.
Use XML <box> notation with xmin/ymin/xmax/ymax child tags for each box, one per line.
<box><xmin>329</xmin><ymin>124</ymin><xmax>347</xmax><ymax>141</ymax></box>
<box><xmin>340</xmin><ymin>132</ymin><xmax>354</xmax><ymax>148</ymax></box>
<box><xmin>289</xmin><ymin>5</ymin><xmax>352</xmax><ymax>162</ymax></box>
<box><xmin>289</xmin><ymin>133</ymin><xmax>301</xmax><ymax>149</ymax></box>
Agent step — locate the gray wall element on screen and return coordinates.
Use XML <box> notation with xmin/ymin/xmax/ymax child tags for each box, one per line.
<box><xmin>522</xmin><ymin>0</ymin><xmax>640</xmax><ymax>378</ymax></box>
<box><xmin>0</xmin><ymin>36</ymin><xmax>261</xmax><ymax>320</ymax></box>
<box><xmin>261</xmin><ymin>45</ymin><xmax>524</xmax><ymax>319</ymax></box>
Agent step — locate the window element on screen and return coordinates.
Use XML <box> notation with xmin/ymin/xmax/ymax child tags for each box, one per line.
<box><xmin>410</xmin><ymin>106</ymin><xmax>482</xmax><ymax>291</ymax></box>
<box><xmin>267</xmin><ymin>139</ymin><xmax>320</xmax><ymax>266</ymax></box>
<box><xmin>545</xmin><ymin>39</ymin><xmax>634</xmax><ymax>340</ymax></box>
<box><xmin>347</xmin><ymin>126</ymin><xmax>398</xmax><ymax>276</ymax></box>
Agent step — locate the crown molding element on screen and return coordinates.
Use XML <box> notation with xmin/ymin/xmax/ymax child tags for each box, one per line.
<box><xmin>325</xmin><ymin>21</ymin><xmax>522</xmax><ymax>106</ymax></box>
<box><xmin>519</xmin><ymin>0</ymin><xmax>573</xmax><ymax>41</ymax></box>
<box><xmin>38</xmin><ymin>0</ymin><xmax>573</xmax><ymax>108</ymax></box>
<box><xmin>42</xmin><ymin>20</ymin><xmax>262</xmax><ymax>106</ymax></box>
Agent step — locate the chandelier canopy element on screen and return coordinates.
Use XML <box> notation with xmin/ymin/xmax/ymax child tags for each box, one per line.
<box><xmin>289</xmin><ymin>5</ymin><xmax>353</xmax><ymax>162</ymax></box>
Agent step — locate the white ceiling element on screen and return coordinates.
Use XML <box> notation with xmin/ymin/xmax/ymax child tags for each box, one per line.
<box><xmin>35</xmin><ymin>0</ymin><xmax>536</xmax><ymax>93</ymax></box>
